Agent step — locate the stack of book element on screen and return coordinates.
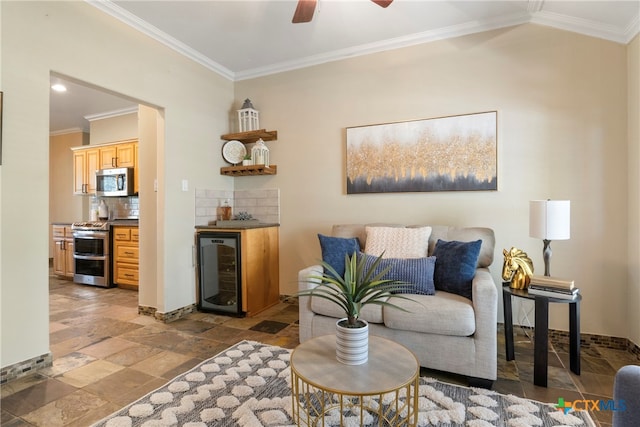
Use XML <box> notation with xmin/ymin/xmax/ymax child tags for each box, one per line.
<box><xmin>527</xmin><ymin>275</ymin><xmax>579</xmax><ymax>299</ymax></box>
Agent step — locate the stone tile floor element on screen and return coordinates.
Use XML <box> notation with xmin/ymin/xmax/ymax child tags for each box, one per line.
<box><xmin>1</xmin><ymin>273</ymin><xmax>638</xmax><ymax>426</ymax></box>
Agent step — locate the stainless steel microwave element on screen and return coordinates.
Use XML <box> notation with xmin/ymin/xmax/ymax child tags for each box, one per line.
<box><xmin>96</xmin><ymin>167</ymin><xmax>135</xmax><ymax>197</ymax></box>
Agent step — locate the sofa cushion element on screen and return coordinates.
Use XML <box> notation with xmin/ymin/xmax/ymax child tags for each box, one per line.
<box><xmin>364</xmin><ymin>226</ymin><xmax>431</xmax><ymax>258</ymax></box>
<box><xmin>428</xmin><ymin>226</ymin><xmax>495</xmax><ymax>268</ymax></box>
<box><xmin>318</xmin><ymin>234</ymin><xmax>360</xmax><ymax>277</ymax></box>
<box><xmin>361</xmin><ymin>252</ymin><xmax>436</xmax><ymax>295</ymax></box>
<box><xmin>310</xmin><ymin>286</ymin><xmax>385</xmax><ymax>324</ymax></box>
<box><xmin>433</xmin><ymin>239</ymin><xmax>482</xmax><ymax>300</ymax></box>
<box><xmin>383</xmin><ymin>292</ymin><xmax>476</xmax><ymax>336</ymax></box>
<box><xmin>332</xmin><ymin>224</ymin><xmax>495</xmax><ymax>268</ymax></box>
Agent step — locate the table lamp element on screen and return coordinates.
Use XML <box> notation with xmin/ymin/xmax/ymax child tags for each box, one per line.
<box><xmin>529</xmin><ymin>200</ymin><xmax>570</xmax><ymax>276</ymax></box>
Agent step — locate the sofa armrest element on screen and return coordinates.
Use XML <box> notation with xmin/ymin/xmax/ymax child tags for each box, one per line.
<box><xmin>298</xmin><ymin>264</ymin><xmax>323</xmax><ymax>292</ymax></box>
<box><xmin>471</xmin><ymin>268</ymin><xmax>498</xmax><ymax>379</ymax></box>
<box><xmin>298</xmin><ymin>265</ymin><xmax>323</xmax><ymax>342</ymax></box>
<box><xmin>471</xmin><ymin>268</ymin><xmax>498</xmax><ymax>339</ymax></box>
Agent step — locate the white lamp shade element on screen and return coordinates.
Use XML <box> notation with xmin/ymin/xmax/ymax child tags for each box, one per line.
<box><xmin>529</xmin><ymin>200</ymin><xmax>571</xmax><ymax>240</ymax></box>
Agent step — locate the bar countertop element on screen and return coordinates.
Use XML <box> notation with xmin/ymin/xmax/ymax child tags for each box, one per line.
<box><xmin>195</xmin><ymin>222</ymin><xmax>279</xmax><ymax>230</ymax></box>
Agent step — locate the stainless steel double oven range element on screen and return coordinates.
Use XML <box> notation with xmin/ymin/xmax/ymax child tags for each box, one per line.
<box><xmin>71</xmin><ymin>221</ymin><xmax>112</xmax><ymax>287</ymax></box>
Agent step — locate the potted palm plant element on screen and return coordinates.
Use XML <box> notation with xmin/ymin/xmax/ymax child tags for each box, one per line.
<box><xmin>297</xmin><ymin>251</ymin><xmax>414</xmax><ymax>365</ymax></box>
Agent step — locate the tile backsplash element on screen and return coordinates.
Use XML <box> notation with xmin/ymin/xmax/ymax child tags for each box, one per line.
<box><xmin>90</xmin><ymin>189</ymin><xmax>279</xmax><ymax>225</ymax></box>
<box><xmin>91</xmin><ymin>196</ymin><xmax>139</xmax><ymax>220</ymax></box>
<box><xmin>195</xmin><ymin>188</ymin><xmax>280</xmax><ymax>226</ymax></box>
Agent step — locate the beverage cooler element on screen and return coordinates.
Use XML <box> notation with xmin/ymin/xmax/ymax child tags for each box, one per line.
<box><xmin>196</xmin><ymin>232</ymin><xmax>242</xmax><ymax>315</ymax></box>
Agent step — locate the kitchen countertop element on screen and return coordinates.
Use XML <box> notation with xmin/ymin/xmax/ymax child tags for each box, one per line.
<box><xmin>195</xmin><ymin>222</ymin><xmax>279</xmax><ymax>230</ymax></box>
<box><xmin>109</xmin><ymin>219</ymin><xmax>139</xmax><ymax>227</ymax></box>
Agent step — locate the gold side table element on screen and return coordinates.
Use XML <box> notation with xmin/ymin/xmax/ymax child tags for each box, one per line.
<box><xmin>290</xmin><ymin>334</ymin><xmax>419</xmax><ymax>427</ymax></box>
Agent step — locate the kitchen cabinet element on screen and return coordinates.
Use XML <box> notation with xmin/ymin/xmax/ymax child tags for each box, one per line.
<box><xmin>71</xmin><ymin>140</ymin><xmax>138</xmax><ymax>195</ymax></box>
<box><xmin>52</xmin><ymin>225</ymin><xmax>74</xmax><ymax>278</ymax></box>
<box><xmin>113</xmin><ymin>226</ymin><xmax>139</xmax><ymax>289</ymax></box>
<box><xmin>100</xmin><ymin>141</ymin><xmax>136</xmax><ymax>169</ymax></box>
<box><xmin>195</xmin><ymin>225</ymin><xmax>279</xmax><ymax>317</ymax></box>
<box><xmin>220</xmin><ymin>130</ymin><xmax>277</xmax><ymax>176</ymax></box>
<box><xmin>72</xmin><ymin>147</ymin><xmax>99</xmax><ymax>195</ymax></box>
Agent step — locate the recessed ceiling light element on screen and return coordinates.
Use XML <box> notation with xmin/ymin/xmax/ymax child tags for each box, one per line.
<box><xmin>51</xmin><ymin>84</ymin><xmax>67</xmax><ymax>92</ymax></box>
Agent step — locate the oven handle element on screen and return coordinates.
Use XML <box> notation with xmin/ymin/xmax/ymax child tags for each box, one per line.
<box><xmin>73</xmin><ymin>254</ymin><xmax>108</xmax><ymax>261</ymax></box>
<box><xmin>73</xmin><ymin>231</ymin><xmax>109</xmax><ymax>238</ymax></box>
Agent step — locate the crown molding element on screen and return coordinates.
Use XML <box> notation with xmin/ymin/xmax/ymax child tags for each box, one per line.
<box><xmin>85</xmin><ymin>0</ymin><xmax>235</xmax><ymax>81</ymax></box>
<box><xmin>88</xmin><ymin>0</ymin><xmax>639</xmax><ymax>82</ymax></box>
<box><xmin>623</xmin><ymin>14</ymin><xmax>640</xmax><ymax>44</ymax></box>
<box><xmin>236</xmin><ymin>12</ymin><xmax>531</xmax><ymax>80</ymax></box>
<box><xmin>50</xmin><ymin>127</ymin><xmax>85</xmax><ymax>137</ymax></box>
<box><xmin>531</xmin><ymin>10</ymin><xmax>637</xmax><ymax>44</ymax></box>
<box><xmin>84</xmin><ymin>106</ymin><xmax>138</xmax><ymax>122</ymax></box>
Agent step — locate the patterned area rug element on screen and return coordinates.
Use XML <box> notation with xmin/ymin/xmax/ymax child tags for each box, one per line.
<box><xmin>92</xmin><ymin>340</ymin><xmax>595</xmax><ymax>427</ymax></box>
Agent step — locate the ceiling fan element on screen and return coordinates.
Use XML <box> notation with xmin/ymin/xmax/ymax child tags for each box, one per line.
<box><xmin>292</xmin><ymin>0</ymin><xmax>393</xmax><ymax>23</ymax></box>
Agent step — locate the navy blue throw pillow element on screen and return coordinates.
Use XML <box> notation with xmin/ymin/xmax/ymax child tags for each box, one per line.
<box><xmin>361</xmin><ymin>252</ymin><xmax>436</xmax><ymax>295</ymax></box>
<box><xmin>318</xmin><ymin>234</ymin><xmax>360</xmax><ymax>277</ymax></box>
<box><xmin>432</xmin><ymin>239</ymin><xmax>482</xmax><ymax>300</ymax></box>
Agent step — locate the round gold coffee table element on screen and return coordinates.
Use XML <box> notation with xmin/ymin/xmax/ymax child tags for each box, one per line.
<box><xmin>290</xmin><ymin>334</ymin><xmax>419</xmax><ymax>427</ymax></box>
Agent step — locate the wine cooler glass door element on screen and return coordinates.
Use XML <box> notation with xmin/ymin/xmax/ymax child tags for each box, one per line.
<box><xmin>197</xmin><ymin>233</ymin><xmax>241</xmax><ymax>315</ymax></box>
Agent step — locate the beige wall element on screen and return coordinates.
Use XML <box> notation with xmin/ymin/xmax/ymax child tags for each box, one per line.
<box><xmin>1</xmin><ymin>1</ymin><xmax>233</xmax><ymax>368</ymax></box>
<box><xmin>236</xmin><ymin>24</ymin><xmax>631</xmax><ymax>340</ymax></box>
<box><xmin>48</xmin><ymin>131</ymin><xmax>87</xmax><ymax>256</ymax></box>
<box><xmin>628</xmin><ymin>34</ymin><xmax>640</xmax><ymax>346</ymax></box>
<box><xmin>1</xmin><ymin>1</ymin><xmax>637</xmax><ymax>371</ymax></box>
<box><xmin>89</xmin><ymin>112</ymin><xmax>138</xmax><ymax>145</ymax></box>
<box><xmin>138</xmin><ymin>105</ymin><xmax>161</xmax><ymax>311</ymax></box>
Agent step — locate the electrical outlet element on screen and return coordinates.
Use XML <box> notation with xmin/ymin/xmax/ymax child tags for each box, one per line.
<box><xmin>181</xmin><ymin>179</ymin><xmax>188</xmax><ymax>192</ymax></box>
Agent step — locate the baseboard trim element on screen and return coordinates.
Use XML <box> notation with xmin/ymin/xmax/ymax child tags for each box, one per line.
<box><xmin>504</xmin><ymin>323</ymin><xmax>640</xmax><ymax>359</ymax></box>
<box><xmin>139</xmin><ymin>304</ymin><xmax>197</xmax><ymax>323</ymax></box>
<box><xmin>1</xmin><ymin>352</ymin><xmax>53</xmax><ymax>385</ymax></box>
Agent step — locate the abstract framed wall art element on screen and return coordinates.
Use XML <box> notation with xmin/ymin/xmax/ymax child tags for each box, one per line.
<box><xmin>346</xmin><ymin>111</ymin><xmax>497</xmax><ymax>194</ymax></box>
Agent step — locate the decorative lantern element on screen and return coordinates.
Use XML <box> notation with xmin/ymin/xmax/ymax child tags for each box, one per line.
<box><xmin>251</xmin><ymin>139</ymin><xmax>270</xmax><ymax>167</ymax></box>
<box><xmin>237</xmin><ymin>98</ymin><xmax>260</xmax><ymax>132</ymax></box>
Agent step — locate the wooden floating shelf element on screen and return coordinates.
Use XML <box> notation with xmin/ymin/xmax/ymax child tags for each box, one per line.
<box><xmin>220</xmin><ymin>164</ymin><xmax>277</xmax><ymax>176</ymax></box>
<box><xmin>221</xmin><ymin>129</ymin><xmax>277</xmax><ymax>143</ymax></box>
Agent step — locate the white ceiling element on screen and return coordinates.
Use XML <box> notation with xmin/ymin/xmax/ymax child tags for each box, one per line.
<box><xmin>51</xmin><ymin>0</ymin><xmax>639</xmax><ymax>133</ymax></box>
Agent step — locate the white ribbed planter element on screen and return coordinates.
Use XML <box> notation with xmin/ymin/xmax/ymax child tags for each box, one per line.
<box><xmin>335</xmin><ymin>318</ymin><xmax>369</xmax><ymax>365</ymax></box>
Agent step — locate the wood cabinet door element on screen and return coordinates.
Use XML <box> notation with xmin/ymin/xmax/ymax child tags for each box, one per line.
<box><xmin>72</xmin><ymin>148</ymin><xmax>99</xmax><ymax>194</ymax></box>
<box><xmin>242</xmin><ymin>227</ymin><xmax>280</xmax><ymax>316</ymax></box>
<box><xmin>116</xmin><ymin>143</ymin><xmax>135</xmax><ymax>167</ymax></box>
<box><xmin>85</xmin><ymin>148</ymin><xmax>99</xmax><ymax>194</ymax></box>
<box><xmin>53</xmin><ymin>240</ymin><xmax>66</xmax><ymax>275</ymax></box>
<box><xmin>99</xmin><ymin>145</ymin><xmax>118</xmax><ymax>169</ymax></box>
<box><xmin>99</xmin><ymin>144</ymin><xmax>135</xmax><ymax>169</ymax></box>
<box><xmin>73</xmin><ymin>151</ymin><xmax>87</xmax><ymax>194</ymax></box>
<box><xmin>65</xmin><ymin>239</ymin><xmax>75</xmax><ymax>277</ymax></box>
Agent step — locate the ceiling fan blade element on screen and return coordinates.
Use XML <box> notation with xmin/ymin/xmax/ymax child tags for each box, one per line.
<box><xmin>292</xmin><ymin>0</ymin><xmax>317</xmax><ymax>23</ymax></box>
<box><xmin>371</xmin><ymin>0</ymin><xmax>393</xmax><ymax>8</ymax></box>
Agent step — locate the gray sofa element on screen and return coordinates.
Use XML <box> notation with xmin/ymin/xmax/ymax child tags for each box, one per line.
<box><xmin>613</xmin><ymin>365</ymin><xmax>640</xmax><ymax>427</ymax></box>
<box><xmin>298</xmin><ymin>224</ymin><xmax>498</xmax><ymax>387</ymax></box>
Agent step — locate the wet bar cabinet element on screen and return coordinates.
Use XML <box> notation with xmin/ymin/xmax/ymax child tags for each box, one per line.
<box><xmin>195</xmin><ymin>225</ymin><xmax>279</xmax><ymax>317</ymax></box>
